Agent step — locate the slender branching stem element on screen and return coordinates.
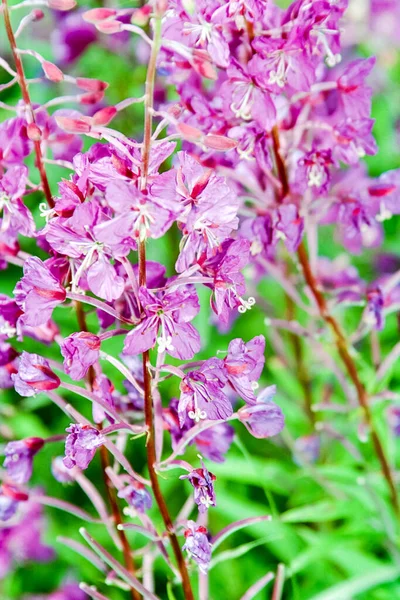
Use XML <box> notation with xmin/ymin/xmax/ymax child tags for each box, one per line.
<box><xmin>2</xmin><ymin>0</ymin><xmax>54</xmax><ymax>208</ymax></box>
<box><xmin>138</xmin><ymin>5</ymin><xmax>194</xmax><ymax>599</ymax></box>
<box><xmin>271</xmin><ymin>125</ymin><xmax>400</xmax><ymax>516</ymax></box>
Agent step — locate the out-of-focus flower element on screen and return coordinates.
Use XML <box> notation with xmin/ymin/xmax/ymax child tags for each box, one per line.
<box><xmin>4</xmin><ymin>437</ymin><xmax>44</xmax><ymax>484</ymax></box>
<box><xmin>63</xmin><ymin>424</ymin><xmax>105</xmax><ymax>470</ymax></box>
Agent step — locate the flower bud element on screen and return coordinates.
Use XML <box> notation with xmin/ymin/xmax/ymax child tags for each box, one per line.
<box><xmin>32</xmin><ymin>9</ymin><xmax>45</xmax><ymax>20</ymax></box>
<box><xmin>177</xmin><ymin>123</ymin><xmax>203</xmax><ymax>142</ymax></box>
<box><xmin>55</xmin><ymin>116</ymin><xmax>92</xmax><ymax>133</ymax></box>
<box><xmin>92</xmin><ymin>106</ymin><xmax>117</xmax><ymax>126</ymax></box>
<box><xmin>79</xmin><ymin>91</ymin><xmax>105</xmax><ymax>105</ymax></box>
<box><xmin>27</xmin><ymin>123</ymin><xmax>42</xmax><ymax>141</ymax></box>
<box><xmin>42</xmin><ymin>61</ymin><xmax>64</xmax><ymax>83</ymax></box>
<box><xmin>131</xmin><ymin>6</ymin><xmax>152</xmax><ymax>26</ymax></box>
<box><xmin>83</xmin><ymin>8</ymin><xmax>117</xmax><ymax>23</ymax></box>
<box><xmin>95</xmin><ymin>20</ymin><xmax>123</xmax><ymax>34</ymax></box>
<box><xmin>204</xmin><ymin>134</ymin><xmax>238</xmax><ymax>151</ymax></box>
<box><xmin>76</xmin><ymin>77</ymin><xmax>109</xmax><ymax>92</ymax></box>
<box><xmin>48</xmin><ymin>0</ymin><xmax>77</xmax><ymax>11</ymax></box>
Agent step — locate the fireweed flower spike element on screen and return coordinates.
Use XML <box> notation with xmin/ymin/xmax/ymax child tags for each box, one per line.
<box><xmin>1</xmin><ymin>0</ymin><xmax>400</xmax><ymax>596</ymax></box>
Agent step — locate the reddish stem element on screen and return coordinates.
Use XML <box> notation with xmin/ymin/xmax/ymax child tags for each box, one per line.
<box><xmin>75</xmin><ymin>302</ymin><xmax>141</xmax><ymax>600</ymax></box>
<box><xmin>2</xmin><ymin>0</ymin><xmax>54</xmax><ymax>209</ymax></box>
<box><xmin>270</xmin><ymin>126</ymin><xmax>399</xmax><ymax>515</ymax></box>
<box><xmin>138</xmin><ymin>6</ymin><xmax>194</xmax><ymax>598</ymax></box>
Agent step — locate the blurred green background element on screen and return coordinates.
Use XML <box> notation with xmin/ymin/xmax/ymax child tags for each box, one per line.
<box><xmin>1</xmin><ymin>1</ymin><xmax>400</xmax><ymax>599</ymax></box>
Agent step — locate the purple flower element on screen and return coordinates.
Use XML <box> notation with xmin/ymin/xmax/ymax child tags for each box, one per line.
<box><xmin>365</xmin><ymin>287</ymin><xmax>384</xmax><ymax>330</ymax></box>
<box><xmin>180</xmin><ymin>461</ymin><xmax>216</xmax><ymax>512</ymax></box>
<box><xmin>0</xmin><ymin>483</ymin><xmax>28</xmax><ymax>521</ymax></box>
<box><xmin>51</xmin><ymin>456</ymin><xmax>75</xmax><ymax>483</ymax></box>
<box><xmin>63</xmin><ymin>424</ymin><xmax>105</xmax><ymax>470</ymax></box>
<box><xmin>178</xmin><ymin>358</ymin><xmax>232</xmax><ymax>426</ymax></box>
<box><xmin>183</xmin><ymin>521</ymin><xmax>212</xmax><ymax>573</ymax></box>
<box><xmin>238</xmin><ymin>386</ymin><xmax>285</xmax><ymax>439</ymax></box>
<box><xmin>194</xmin><ymin>423</ymin><xmax>235</xmax><ymax>463</ymax></box>
<box><xmin>44</xmin><ymin>201</ymin><xmax>127</xmax><ymax>301</ymax></box>
<box><xmin>274</xmin><ymin>204</ymin><xmax>304</xmax><ymax>253</ymax></box>
<box><xmin>12</xmin><ymin>352</ymin><xmax>60</xmax><ymax>397</ymax></box>
<box><xmin>295</xmin><ymin>148</ymin><xmax>333</xmax><ymax>196</ymax></box>
<box><xmin>118</xmin><ymin>481</ymin><xmax>152</xmax><ymax>514</ymax></box>
<box><xmin>174</xmin><ymin>153</ymin><xmax>239</xmax><ymax>272</ymax></box>
<box><xmin>337</xmin><ymin>57</ymin><xmax>376</xmax><ymax>120</ymax></box>
<box><xmin>224</xmin><ymin>336</ymin><xmax>265</xmax><ymax>404</ymax></box>
<box><xmin>0</xmin><ymin>165</ymin><xmax>35</xmax><ymax>237</ymax></box>
<box><xmin>221</xmin><ymin>59</ymin><xmax>276</xmax><ymax>130</ymax></box>
<box><xmin>123</xmin><ymin>286</ymin><xmax>201</xmax><ymax>360</ymax></box>
<box><xmin>61</xmin><ymin>332</ymin><xmax>101</xmax><ymax>380</ymax></box>
<box><xmin>0</xmin><ymin>117</ymin><xmax>31</xmax><ymax>168</ymax></box>
<box><xmin>199</xmin><ymin>238</ymin><xmax>252</xmax><ymax>324</ymax></box>
<box><xmin>4</xmin><ymin>437</ymin><xmax>44</xmax><ymax>484</ymax></box>
<box><xmin>293</xmin><ymin>435</ymin><xmax>321</xmax><ymax>464</ymax></box>
<box><xmin>387</xmin><ymin>406</ymin><xmax>400</xmax><ymax>437</ymax></box>
<box><xmin>48</xmin><ymin>581</ymin><xmax>87</xmax><ymax>600</ymax></box>
<box><xmin>14</xmin><ymin>257</ymin><xmax>66</xmax><ymax>327</ymax></box>
<box><xmin>51</xmin><ymin>11</ymin><xmax>97</xmax><ymax>65</ymax></box>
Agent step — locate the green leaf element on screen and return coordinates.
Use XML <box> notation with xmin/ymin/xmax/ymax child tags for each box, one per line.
<box><xmin>281</xmin><ymin>501</ymin><xmax>352</xmax><ymax>523</ymax></box>
<box><xmin>308</xmin><ymin>565</ymin><xmax>400</xmax><ymax>600</ymax></box>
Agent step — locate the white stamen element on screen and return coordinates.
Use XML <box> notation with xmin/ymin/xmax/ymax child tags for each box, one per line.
<box><xmin>188</xmin><ymin>408</ymin><xmax>207</xmax><ymax>422</ymax></box>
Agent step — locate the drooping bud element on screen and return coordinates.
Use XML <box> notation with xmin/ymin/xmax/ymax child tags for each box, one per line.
<box><xmin>42</xmin><ymin>61</ymin><xmax>64</xmax><ymax>83</ymax></box>
<box><xmin>131</xmin><ymin>5</ymin><xmax>152</xmax><ymax>26</ymax></box>
<box><xmin>76</xmin><ymin>77</ymin><xmax>109</xmax><ymax>92</ymax></box>
<box><xmin>79</xmin><ymin>91</ymin><xmax>105</xmax><ymax>105</ymax></box>
<box><xmin>177</xmin><ymin>123</ymin><xmax>203</xmax><ymax>142</ymax></box>
<box><xmin>204</xmin><ymin>134</ymin><xmax>238</xmax><ymax>151</ymax></box>
<box><xmin>83</xmin><ymin>8</ymin><xmax>117</xmax><ymax>22</ymax></box>
<box><xmin>95</xmin><ymin>20</ymin><xmax>123</xmax><ymax>34</ymax></box>
<box><xmin>92</xmin><ymin>106</ymin><xmax>117</xmax><ymax>127</ymax></box>
<box><xmin>55</xmin><ymin>116</ymin><xmax>92</xmax><ymax>134</ymax></box>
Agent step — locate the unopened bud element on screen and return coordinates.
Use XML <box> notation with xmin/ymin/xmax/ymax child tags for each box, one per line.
<box><xmin>32</xmin><ymin>9</ymin><xmax>45</xmax><ymax>20</ymax></box>
<box><xmin>92</xmin><ymin>106</ymin><xmax>117</xmax><ymax>126</ymax></box>
<box><xmin>27</xmin><ymin>122</ymin><xmax>42</xmax><ymax>141</ymax></box>
<box><xmin>204</xmin><ymin>134</ymin><xmax>238</xmax><ymax>151</ymax></box>
<box><xmin>95</xmin><ymin>19</ymin><xmax>123</xmax><ymax>34</ymax></box>
<box><xmin>83</xmin><ymin>8</ymin><xmax>117</xmax><ymax>22</ymax></box>
<box><xmin>42</xmin><ymin>61</ymin><xmax>64</xmax><ymax>82</ymax></box>
<box><xmin>192</xmin><ymin>50</ymin><xmax>218</xmax><ymax>80</ymax></box>
<box><xmin>79</xmin><ymin>91</ymin><xmax>105</xmax><ymax>105</ymax></box>
<box><xmin>55</xmin><ymin>116</ymin><xmax>92</xmax><ymax>134</ymax></box>
<box><xmin>76</xmin><ymin>77</ymin><xmax>109</xmax><ymax>93</ymax></box>
<box><xmin>177</xmin><ymin>123</ymin><xmax>203</xmax><ymax>141</ymax></box>
<box><xmin>48</xmin><ymin>0</ymin><xmax>77</xmax><ymax>11</ymax></box>
<box><xmin>131</xmin><ymin>5</ymin><xmax>152</xmax><ymax>26</ymax></box>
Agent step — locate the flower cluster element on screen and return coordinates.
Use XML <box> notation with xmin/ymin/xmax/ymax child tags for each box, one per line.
<box><xmin>1</xmin><ymin>0</ymin><xmax>399</xmax><ymax>598</ymax></box>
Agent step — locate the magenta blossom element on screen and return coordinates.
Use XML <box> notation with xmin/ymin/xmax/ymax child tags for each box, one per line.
<box><xmin>224</xmin><ymin>335</ymin><xmax>265</xmax><ymax>404</ymax></box>
<box><xmin>14</xmin><ymin>257</ymin><xmax>66</xmax><ymax>327</ymax></box>
<box><xmin>238</xmin><ymin>385</ymin><xmax>285</xmax><ymax>439</ymax></box>
<box><xmin>178</xmin><ymin>358</ymin><xmax>232</xmax><ymax>426</ymax></box>
<box><xmin>63</xmin><ymin>424</ymin><xmax>105</xmax><ymax>470</ymax></box>
<box><xmin>61</xmin><ymin>332</ymin><xmax>101</xmax><ymax>380</ymax></box>
<box><xmin>118</xmin><ymin>481</ymin><xmax>152</xmax><ymax>514</ymax></box>
<box><xmin>180</xmin><ymin>460</ymin><xmax>216</xmax><ymax>512</ymax></box>
<box><xmin>12</xmin><ymin>352</ymin><xmax>60</xmax><ymax>397</ymax></box>
<box><xmin>183</xmin><ymin>521</ymin><xmax>212</xmax><ymax>573</ymax></box>
<box><xmin>4</xmin><ymin>437</ymin><xmax>44</xmax><ymax>484</ymax></box>
<box><xmin>123</xmin><ymin>286</ymin><xmax>201</xmax><ymax>360</ymax></box>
